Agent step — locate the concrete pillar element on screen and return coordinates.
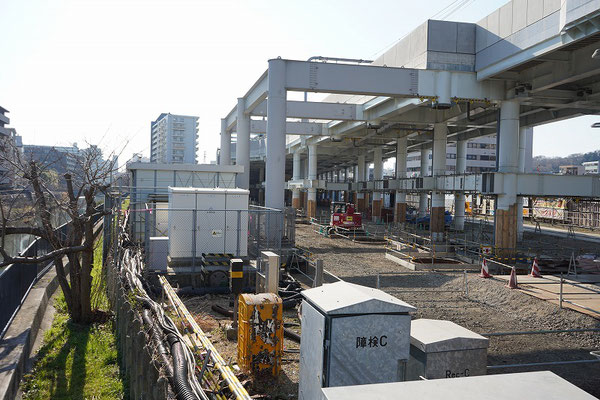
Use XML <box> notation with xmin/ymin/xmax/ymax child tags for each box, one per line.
<box><xmin>258</xmin><ymin>164</ymin><xmax>265</xmax><ymax>205</ymax></box>
<box><xmin>357</xmin><ymin>154</ymin><xmax>366</xmax><ymax>212</ymax></box>
<box><xmin>431</xmin><ymin>123</ymin><xmax>447</xmax><ymax>241</ymax></box>
<box><xmin>395</xmin><ymin>136</ymin><xmax>407</xmax><ymax>223</ymax></box>
<box><xmin>307</xmin><ymin>144</ymin><xmax>317</xmax><ymax>218</ymax></box>
<box><xmin>236</xmin><ymin>98</ymin><xmax>250</xmax><ymax>189</ymax></box>
<box><xmin>265</xmin><ymin>59</ymin><xmax>287</xmax><ymax>211</ymax></box>
<box><xmin>517</xmin><ymin>126</ymin><xmax>527</xmax><ymax>241</ymax></box>
<box><xmin>419</xmin><ymin>148</ymin><xmax>431</xmax><ymax>217</ymax></box>
<box><xmin>372</xmin><ymin>147</ymin><xmax>383</xmax><ymax>222</ymax></box>
<box><xmin>454</xmin><ymin>139</ymin><xmax>467</xmax><ymax>231</ymax></box>
<box><xmin>495</xmin><ymin>99</ymin><xmax>520</xmax><ymax>256</ymax></box>
<box><xmin>292</xmin><ymin>151</ymin><xmax>301</xmax><ymax>209</ymax></box>
<box><xmin>219</xmin><ymin>118</ymin><xmax>231</xmax><ymax>166</ymax></box>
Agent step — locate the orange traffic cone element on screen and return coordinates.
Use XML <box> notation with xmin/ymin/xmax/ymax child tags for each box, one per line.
<box><xmin>506</xmin><ymin>266</ymin><xmax>518</xmax><ymax>289</ymax></box>
<box><xmin>530</xmin><ymin>257</ymin><xmax>542</xmax><ymax>278</ymax></box>
<box><xmin>480</xmin><ymin>258</ymin><xmax>492</xmax><ymax>278</ymax></box>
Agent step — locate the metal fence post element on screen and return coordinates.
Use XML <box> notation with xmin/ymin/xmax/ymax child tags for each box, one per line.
<box><xmin>237</xmin><ymin>211</ymin><xmax>241</xmax><ymax>256</ymax></box>
<box><xmin>266</xmin><ymin>212</ymin><xmax>271</xmax><ymax>249</ymax></box>
<box><xmin>257</xmin><ymin>212</ymin><xmax>262</xmax><ymax>256</ymax></box>
<box><xmin>559</xmin><ymin>272</ymin><xmax>564</xmax><ymax>309</ymax></box>
<box><xmin>192</xmin><ymin>209</ymin><xmax>197</xmax><ymax>273</ymax></box>
<box><xmin>144</xmin><ymin>209</ymin><xmax>150</xmax><ymax>265</ymax></box>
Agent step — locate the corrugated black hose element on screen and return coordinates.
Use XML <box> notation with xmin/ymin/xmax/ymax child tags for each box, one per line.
<box><xmin>167</xmin><ymin>333</ymin><xmax>200</xmax><ymax>400</ymax></box>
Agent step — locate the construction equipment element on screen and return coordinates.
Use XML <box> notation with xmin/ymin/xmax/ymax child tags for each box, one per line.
<box><xmin>328</xmin><ymin>201</ymin><xmax>363</xmax><ymax>234</ymax></box>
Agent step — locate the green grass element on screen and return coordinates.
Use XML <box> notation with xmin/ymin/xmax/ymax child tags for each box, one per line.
<box><xmin>21</xmin><ymin>236</ymin><xmax>127</xmax><ymax>400</ymax></box>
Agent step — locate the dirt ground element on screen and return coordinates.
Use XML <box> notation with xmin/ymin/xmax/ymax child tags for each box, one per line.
<box><xmin>182</xmin><ymin>222</ymin><xmax>600</xmax><ymax>399</ymax></box>
<box><xmin>183</xmin><ymin>294</ymin><xmax>301</xmax><ymax>399</ymax></box>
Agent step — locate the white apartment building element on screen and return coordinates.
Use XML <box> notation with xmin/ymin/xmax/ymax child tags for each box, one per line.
<box><xmin>583</xmin><ymin>161</ymin><xmax>599</xmax><ymax>174</ymax></box>
<box><xmin>150</xmin><ymin>113</ymin><xmax>198</xmax><ymax>164</ymax></box>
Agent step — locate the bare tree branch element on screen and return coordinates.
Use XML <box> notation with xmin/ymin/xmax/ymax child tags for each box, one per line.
<box><xmin>0</xmin><ymin>245</ymin><xmax>87</xmax><ymax>268</ymax></box>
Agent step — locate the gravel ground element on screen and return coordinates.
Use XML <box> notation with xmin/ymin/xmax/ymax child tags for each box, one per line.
<box><xmin>295</xmin><ymin>223</ymin><xmax>600</xmax><ymax>397</ymax></box>
<box><xmin>181</xmin><ymin>222</ymin><xmax>600</xmax><ymax>399</ymax></box>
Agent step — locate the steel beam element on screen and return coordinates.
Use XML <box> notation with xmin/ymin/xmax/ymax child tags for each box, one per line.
<box><xmin>283</xmin><ymin>60</ymin><xmax>504</xmax><ymax>100</ymax></box>
<box><xmin>251</xmin><ymin>100</ymin><xmax>363</xmax><ymax>121</ymax></box>
<box><xmin>250</xmin><ymin>119</ymin><xmax>328</xmax><ymax>136</ymax></box>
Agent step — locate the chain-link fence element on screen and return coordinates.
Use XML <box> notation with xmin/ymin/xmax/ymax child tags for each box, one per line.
<box><xmin>123</xmin><ymin>201</ymin><xmax>291</xmax><ymax>271</ymax></box>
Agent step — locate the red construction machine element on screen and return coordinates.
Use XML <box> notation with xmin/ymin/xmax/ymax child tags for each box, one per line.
<box><xmin>328</xmin><ymin>201</ymin><xmax>363</xmax><ymax>234</ymax></box>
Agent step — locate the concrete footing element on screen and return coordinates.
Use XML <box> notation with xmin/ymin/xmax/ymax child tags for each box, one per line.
<box><xmin>307</xmin><ymin>200</ymin><xmax>316</xmax><ymax>218</ymax></box>
<box><xmin>395</xmin><ymin>202</ymin><xmax>407</xmax><ymax>223</ymax></box>
<box><xmin>431</xmin><ymin>206</ymin><xmax>445</xmax><ymax>241</ymax></box>
<box><xmin>372</xmin><ymin>199</ymin><xmax>382</xmax><ymax>222</ymax></box>
<box><xmin>495</xmin><ymin>204</ymin><xmax>517</xmax><ymax>257</ymax></box>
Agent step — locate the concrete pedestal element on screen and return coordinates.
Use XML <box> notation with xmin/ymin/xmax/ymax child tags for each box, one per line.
<box><xmin>495</xmin><ymin>204</ymin><xmax>517</xmax><ymax>257</ymax></box>
<box><xmin>395</xmin><ymin>202</ymin><xmax>407</xmax><ymax>223</ymax></box>
<box><xmin>372</xmin><ymin>199</ymin><xmax>382</xmax><ymax>222</ymax></box>
<box><xmin>430</xmin><ymin>206</ymin><xmax>445</xmax><ymax>241</ymax></box>
<box><xmin>407</xmin><ymin>319</ymin><xmax>488</xmax><ymax>381</ymax></box>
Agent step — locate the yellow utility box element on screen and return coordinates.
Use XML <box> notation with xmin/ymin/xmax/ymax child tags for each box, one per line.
<box><xmin>237</xmin><ymin>293</ymin><xmax>283</xmax><ymax>377</ymax></box>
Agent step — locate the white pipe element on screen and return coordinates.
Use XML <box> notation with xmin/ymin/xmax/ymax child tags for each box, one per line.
<box><xmin>265</xmin><ymin>59</ymin><xmax>287</xmax><ymax>210</ymax></box>
<box><xmin>435</xmin><ymin>70</ymin><xmax>452</xmax><ymax>109</ymax></box>
<box><xmin>456</xmin><ymin>139</ymin><xmax>467</xmax><ymax>174</ymax></box>
<box><xmin>419</xmin><ymin>148</ymin><xmax>431</xmax><ymax>217</ymax></box>
<box><xmin>498</xmin><ymin>99</ymin><xmax>520</xmax><ymax>209</ymax></box>
<box><xmin>236</xmin><ymin>97</ymin><xmax>250</xmax><ymax>189</ymax></box>
<box><xmin>357</xmin><ymin>154</ymin><xmax>366</xmax><ymax>200</ymax></box>
<box><xmin>373</xmin><ymin>147</ymin><xmax>383</xmax><ymax>201</ymax></box>
<box><xmin>395</xmin><ymin>136</ymin><xmax>407</xmax><ymax>205</ymax></box>
<box><xmin>517</xmin><ymin>126</ymin><xmax>527</xmax><ymax>240</ymax></box>
<box><xmin>292</xmin><ymin>151</ymin><xmax>301</xmax><ymax>202</ymax></box>
<box><xmin>308</xmin><ymin>144</ymin><xmax>317</xmax><ymax>203</ymax></box>
<box><xmin>455</xmin><ymin>139</ymin><xmax>467</xmax><ymax>231</ymax></box>
<box><xmin>219</xmin><ymin>118</ymin><xmax>231</xmax><ymax>166</ymax></box>
<box><xmin>292</xmin><ymin>151</ymin><xmax>301</xmax><ymax>180</ymax></box>
<box><xmin>432</xmin><ymin>122</ymin><xmax>447</xmax><ymax>178</ymax></box>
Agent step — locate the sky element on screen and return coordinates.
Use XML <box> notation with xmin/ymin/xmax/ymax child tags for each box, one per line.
<box><xmin>1</xmin><ymin>0</ymin><xmax>599</xmax><ymax>168</ymax></box>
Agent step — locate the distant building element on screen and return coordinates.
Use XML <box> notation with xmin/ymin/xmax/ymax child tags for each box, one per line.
<box><xmin>0</xmin><ymin>107</ymin><xmax>23</xmax><ymax>188</ymax></box>
<box><xmin>23</xmin><ymin>144</ymin><xmax>81</xmax><ymax>176</ymax></box>
<box><xmin>559</xmin><ymin>165</ymin><xmax>584</xmax><ymax>175</ymax></box>
<box><xmin>406</xmin><ymin>130</ymin><xmax>533</xmax><ymax>176</ymax></box>
<box><xmin>150</xmin><ymin>113</ymin><xmax>198</xmax><ymax>164</ymax></box>
<box><xmin>582</xmin><ymin>161</ymin><xmax>599</xmax><ymax>174</ymax></box>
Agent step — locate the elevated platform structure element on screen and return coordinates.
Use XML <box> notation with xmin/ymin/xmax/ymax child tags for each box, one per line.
<box><xmin>220</xmin><ymin>0</ymin><xmax>600</xmax><ymax>255</ymax></box>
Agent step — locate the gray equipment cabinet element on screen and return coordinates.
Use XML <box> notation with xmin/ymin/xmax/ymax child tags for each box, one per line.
<box><xmin>299</xmin><ymin>281</ymin><xmax>416</xmax><ymax>400</ymax></box>
<box><xmin>407</xmin><ymin>319</ymin><xmax>489</xmax><ymax>380</ymax></box>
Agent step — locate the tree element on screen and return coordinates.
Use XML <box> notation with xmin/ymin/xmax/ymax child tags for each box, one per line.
<box><xmin>0</xmin><ymin>144</ymin><xmax>113</xmax><ymax>323</ymax></box>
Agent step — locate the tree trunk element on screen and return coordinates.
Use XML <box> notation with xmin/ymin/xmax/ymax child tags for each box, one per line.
<box><xmin>68</xmin><ymin>253</ymin><xmax>93</xmax><ymax>324</ymax></box>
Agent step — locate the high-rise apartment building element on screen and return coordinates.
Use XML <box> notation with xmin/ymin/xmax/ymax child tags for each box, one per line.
<box><xmin>150</xmin><ymin>113</ymin><xmax>198</xmax><ymax>164</ymax></box>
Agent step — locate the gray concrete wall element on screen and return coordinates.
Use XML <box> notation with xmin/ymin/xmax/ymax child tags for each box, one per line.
<box><xmin>373</xmin><ymin>20</ymin><xmax>475</xmax><ymax>72</ymax></box>
<box><xmin>475</xmin><ymin>0</ymin><xmax>562</xmax><ymax>71</ymax></box>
